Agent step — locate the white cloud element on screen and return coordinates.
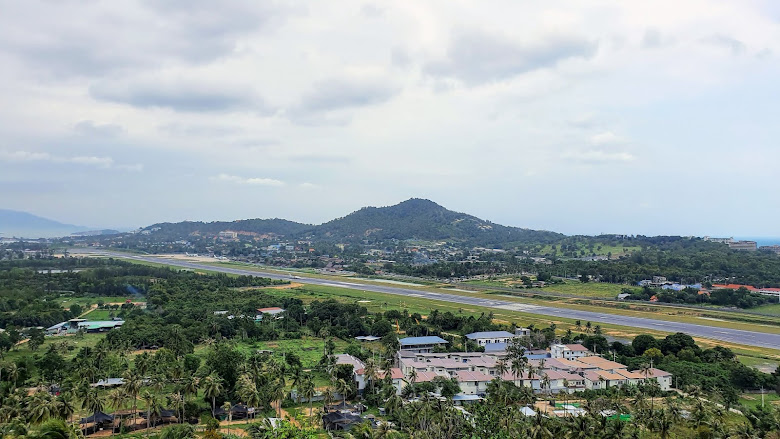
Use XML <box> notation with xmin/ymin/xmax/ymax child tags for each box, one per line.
<box><xmin>1</xmin><ymin>1</ymin><xmax>779</xmax><ymax>234</ymax></box>
<box><xmin>562</xmin><ymin>149</ymin><xmax>635</xmax><ymax>164</ymax></box>
<box><xmin>211</xmin><ymin>174</ymin><xmax>285</xmax><ymax>187</ymax></box>
<box><xmin>0</xmin><ymin>150</ymin><xmax>117</xmax><ymax>168</ymax></box>
<box><xmin>590</xmin><ymin>131</ymin><xmax>627</xmax><ymax>146</ymax></box>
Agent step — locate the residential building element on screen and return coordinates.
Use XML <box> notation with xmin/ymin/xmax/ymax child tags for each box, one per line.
<box><xmin>465</xmin><ymin>331</ymin><xmax>516</xmax><ymax>346</ymax></box>
<box><xmin>454</xmin><ymin>370</ymin><xmax>492</xmax><ymax>395</ymax></box>
<box><xmin>583</xmin><ymin>371</ymin><xmax>627</xmax><ymax>390</ymax></box>
<box><xmin>334</xmin><ymin>354</ymin><xmax>365</xmax><ymax>372</ymax></box>
<box><xmin>255</xmin><ymin>307</ymin><xmax>285</xmax><ymax>321</ymax></box>
<box><xmin>398</xmin><ymin>336</ymin><xmax>448</xmax><ymax>353</ymax></box>
<box><xmin>729</xmin><ymin>240</ymin><xmax>758</xmax><ymax>251</ymax></box>
<box><xmin>354</xmin><ymin>367</ymin><xmax>404</xmax><ymax>394</ymax></box>
<box><xmin>550</xmin><ymin>344</ymin><xmax>590</xmax><ymax>360</ymax></box>
<box><xmin>645</xmin><ymin>368</ymin><xmax>673</xmax><ymax>391</ymax></box>
<box><xmin>515</xmin><ymin>327</ymin><xmax>532</xmax><ymax>337</ymax></box>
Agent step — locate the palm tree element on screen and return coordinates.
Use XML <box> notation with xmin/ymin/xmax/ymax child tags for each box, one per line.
<box><xmin>168</xmin><ymin>392</ymin><xmax>183</xmax><ymax>425</ymax></box>
<box><xmin>54</xmin><ymin>394</ymin><xmax>75</xmax><ymax>424</ymax></box>
<box><xmin>121</xmin><ymin>371</ymin><xmax>142</xmax><ymax>432</ymax></box>
<box><xmin>299</xmin><ymin>374</ymin><xmax>316</xmax><ymax>426</ymax></box>
<box><xmin>222</xmin><ymin>401</ymin><xmax>232</xmax><ymax>435</ymax></box>
<box><xmin>364</xmin><ymin>358</ymin><xmax>378</xmax><ymax>395</ymax></box>
<box><xmin>141</xmin><ymin>390</ymin><xmax>161</xmax><ymax>433</ymax></box>
<box><xmin>323</xmin><ymin>386</ymin><xmax>335</xmax><ymax>409</ymax></box>
<box><xmin>5</xmin><ymin>363</ymin><xmax>19</xmax><ymax>389</ymax></box>
<box><xmin>29</xmin><ymin>392</ymin><xmax>56</xmax><ymax>424</ymax></box>
<box><xmin>82</xmin><ymin>388</ymin><xmax>104</xmax><ymax>415</ymax></box>
<box><xmin>495</xmin><ymin>359</ymin><xmax>508</xmax><ymax>379</ymax></box>
<box><xmin>655</xmin><ymin>410</ymin><xmax>673</xmax><ymax>439</ymax></box>
<box><xmin>335</xmin><ymin>378</ymin><xmax>352</xmax><ymax>409</ymax></box>
<box><xmin>270</xmin><ymin>377</ymin><xmax>286</xmax><ymax>419</ymax></box>
<box><xmin>201</xmin><ymin>373</ymin><xmax>224</xmax><ymax>418</ymax></box>
<box><xmin>574</xmin><ymin>320</ymin><xmax>582</xmax><ymax>332</ymax></box>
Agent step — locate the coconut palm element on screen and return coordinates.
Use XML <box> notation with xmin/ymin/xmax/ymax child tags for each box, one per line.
<box><xmin>5</xmin><ymin>363</ymin><xmax>19</xmax><ymax>389</ymax></box>
<box><xmin>335</xmin><ymin>378</ymin><xmax>351</xmax><ymax>408</ymax></box>
<box><xmin>141</xmin><ymin>390</ymin><xmax>161</xmax><ymax>432</ymax></box>
<box><xmin>222</xmin><ymin>401</ymin><xmax>233</xmax><ymax>435</ymax></box>
<box><xmin>121</xmin><ymin>371</ymin><xmax>142</xmax><ymax>431</ymax></box>
<box><xmin>299</xmin><ymin>373</ymin><xmax>316</xmax><ymax>426</ymax></box>
<box><xmin>201</xmin><ymin>373</ymin><xmax>224</xmax><ymax>418</ymax></box>
<box><xmin>364</xmin><ymin>358</ymin><xmax>378</xmax><ymax>395</ymax></box>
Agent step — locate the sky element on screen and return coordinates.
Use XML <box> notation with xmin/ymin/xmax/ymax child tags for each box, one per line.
<box><xmin>1</xmin><ymin>1</ymin><xmax>779</xmax><ymax>237</ymax></box>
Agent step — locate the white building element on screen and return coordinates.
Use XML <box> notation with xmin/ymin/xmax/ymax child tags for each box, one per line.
<box><xmin>550</xmin><ymin>344</ymin><xmax>590</xmax><ymax>360</ymax></box>
<box><xmin>454</xmin><ymin>370</ymin><xmax>493</xmax><ymax>395</ymax></box>
<box><xmin>465</xmin><ymin>331</ymin><xmax>516</xmax><ymax>347</ymax></box>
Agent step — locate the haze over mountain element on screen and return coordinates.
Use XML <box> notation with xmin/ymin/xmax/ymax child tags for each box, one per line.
<box><xmin>140</xmin><ymin>198</ymin><xmax>563</xmax><ymax>247</ymax></box>
<box><xmin>0</xmin><ymin>209</ymin><xmax>90</xmax><ymax>238</ymax></box>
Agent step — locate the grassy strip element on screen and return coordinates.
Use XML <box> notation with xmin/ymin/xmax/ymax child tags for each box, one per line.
<box><xmin>98</xmin><ymin>255</ymin><xmax>780</xmax><ymax>359</ymax></box>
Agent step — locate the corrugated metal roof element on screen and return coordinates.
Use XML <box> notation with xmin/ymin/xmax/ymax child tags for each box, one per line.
<box><xmin>399</xmin><ymin>336</ymin><xmax>447</xmax><ymax>346</ymax></box>
<box><xmin>465</xmin><ymin>331</ymin><xmax>515</xmax><ymax>339</ymax></box>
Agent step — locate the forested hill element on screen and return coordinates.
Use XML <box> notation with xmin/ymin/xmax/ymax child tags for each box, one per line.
<box><xmin>131</xmin><ymin>198</ymin><xmax>562</xmax><ymax>246</ymax></box>
<box><xmin>310</xmin><ymin>198</ymin><xmax>563</xmax><ymax>246</ymax></box>
<box><xmin>140</xmin><ymin>218</ymin><xmax>312</xmax><ymax>241</ymax></box>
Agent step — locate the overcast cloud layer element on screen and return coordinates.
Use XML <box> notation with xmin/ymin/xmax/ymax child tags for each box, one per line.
<box><xmin>1</xmin><ymin>1</ymin><xmax>778</xmax><ymax>236</ymax></box>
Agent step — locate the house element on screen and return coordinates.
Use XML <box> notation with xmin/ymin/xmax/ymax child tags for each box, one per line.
<box><xmin>92</xmin><ymin>378</ymin><xmax>124</xmax><ymax>388</ymax></box>
<box><xmin>256</xmin><ymin>307</ymin><xmax>285</xmax><ymax>319</ymax></box>
<box><xmin>454</xmin><ymin>370</ymin><xmax>492</xmax><ymax>395</ymax></box>
<box><xmin>322</xmin><ymin>412</ymin><xmax>363</xmax><ymax>431</ymax></box>
<box><xmin>583</xmin><ymin>371</ymin><xmax>626</xmax><ymax>390</ymax></box>
<box><xmin>549</xmin><ymin>371</ymin><xmax>586</xmax><ymax>393</ymax></box>
<box><xmin>484</xmin><ymin>342</ymin><xmax>508</xmax><ymax>353</ymax></box>
<box><xmin>398</xmin><ymin>336</ymin><xmax>448</xmax><ymax>353</ymax></box>
<box><xmin>524</xmin><ymin>349</ymin><xmax>551</xmax><ymax>360</ymax></box>
<box><xmin>355</xmin><ymin>335</ymin><xmax>381</xmax><ymax>342</ymax></box>
<box><xmin>355</xmin><ymin>367</ymin><xmax>404</xmax><ymax>394</ymax></box>
<box><xmin>451</xmin><ymin>394</ymin><xmax>483</xmax><ymax>406</ymax></box>
<box><xmin>614</xmin><ymin>369</ymin><xmax>646</xmax><ymax>386</ymax></box>
<box><xmin>515</xmin><ymin>327</ymin><xmax>532</xmax><ymax>337</ymax></box>
<box><xmin>575</xmin><ymin>356</ymin><xmax>628</xmax><ymax>373</ymax></box>
<box><xmin>334</xmin><ymin>354</ymin><xmax>365</xmax><ymax>372</ymax></box>
<box><xmin>466</xmin><ymin>331</ymin><xmax>516</xmax><ymax>346</ymax></box>
<box><xmin>642</xmin><ymin>368</ymin><xmax>673</xmax><ymax>391</ymax></box>
<box><xmin>550</xmin><ymin>344</ymin><xmax>590</xmax><ymax>360</ymax></box>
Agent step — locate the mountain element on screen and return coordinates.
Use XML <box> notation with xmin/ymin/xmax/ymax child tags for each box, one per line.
<box><xmin>311</xmin><ymin>198</ymin><xmax>563</xmax><ymax>246</ymax></box>
<box><xmin>121</xmin><ymin>198</ymin><xmax>562</xmax><ymax>247</ymax></box>
<box><xmin>0</xmin><ymin>209</ymin><xmax>89</xmax><ymax>238</ymax></box>
<box><xmin>140</xmin><ymin>218</ymin><xmax>312</xmax><ymax>241</ymax></box>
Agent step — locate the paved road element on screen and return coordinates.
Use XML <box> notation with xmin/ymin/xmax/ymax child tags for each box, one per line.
<box><xmin>83</xmin><ymin>251</ymin><xmax>780</xmax><ymax>350</ymax></box>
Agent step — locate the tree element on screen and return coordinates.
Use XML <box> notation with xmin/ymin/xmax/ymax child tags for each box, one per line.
<box><xmin>299</xmin><ymin>373</ymin><xmax>316</xmax><ymax>426</ymax></box>
<box><xmin>632</xmin><ymin>334</ymin><xmax>658</xmax><ymax>355</ymax></box>
<box><xmin>28</xmin><ymin>328</ymin><xmax>45</xmax><ymax>351</ymax></box>
<box><xmin>201</xmin><ymin>373</ymin><xmax>224</xmax><ymax>418</ymax></box>
<box><xmin>643</xmin><ymin>348</ymin><xmax>663</xmax><ymax>364</ymax></box>
<box><xmin>223</xmin><ymin>401</ymin><xmax>233</xmax><ymax>436</ymax></box>
<box><xmin>121</xmin><ymin>371</ymin><xmax>142</xmax><ymax>432</ymax></box>
<box><xmin>159</xmin><ymin>424</ymin><xmax>196</xmax><ymax>439</ymax></box>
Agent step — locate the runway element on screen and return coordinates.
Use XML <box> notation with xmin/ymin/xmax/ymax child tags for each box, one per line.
<box><xmin>82</xmin><ymin>250</ymin><xmax>780</xmax><ymax>350</ymax></box>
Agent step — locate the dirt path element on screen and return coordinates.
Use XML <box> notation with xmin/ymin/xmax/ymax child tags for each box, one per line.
<box><xmin>279</xmin><ymin>407</ymin><xmax>300</xmax><ymax>427</ymax></box>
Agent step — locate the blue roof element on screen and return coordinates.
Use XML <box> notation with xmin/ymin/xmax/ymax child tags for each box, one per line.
<box><xmin>466</xmin><ymin>331</ymin><xmax>514</xmax><ymax>339</ymax></box>
<box><xmin>484</xmin><ymin>342</ymin><xmax>508</xmax><ymax>352</ymax></box>
<box><xmin>399</xmin><ymin>336</ymin><xmax>447</xmax><ymax>346</ymax></box>
<box><xmin>452</xmin><ymin>394</ymin><xmax>483</xmax><ymax>401</ymax></box>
